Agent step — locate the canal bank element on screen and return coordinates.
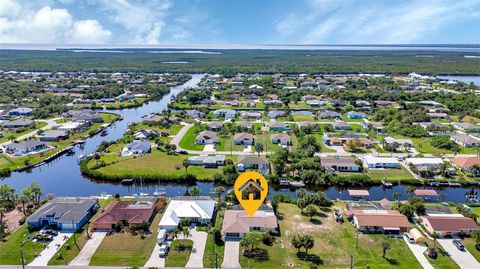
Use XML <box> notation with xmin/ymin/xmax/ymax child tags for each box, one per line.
<box><xmin>0</xmin><ymin>74</ymin><xmax>479</xmax><ymax>203</ymax></box>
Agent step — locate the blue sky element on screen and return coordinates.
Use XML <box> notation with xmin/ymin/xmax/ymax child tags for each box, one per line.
<box><xmin>0</xmin><ymin>0</ymin><xmax>478</xmax><ymax>45</ymax></box>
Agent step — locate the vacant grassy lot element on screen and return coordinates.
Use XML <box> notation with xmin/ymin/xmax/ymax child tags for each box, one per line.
<box><xmin>239</xmin><ymin>203</ymin><xmax>422</xmax><ymax>269</ymax></box>
<box><xmin>178</xmin><ymin>125</ymin><xmax>205</xmax><ymax>151</ymax></box>
<box><xmin>203</xmin><ymin>208</ymin><xmax>225</xmax><ymax>268</ymax></box>
<box><xmin>0</xmin><ymin>224</ymin><xmax>47</xmax><ymax>265</ymax></box>
<box><xmin>367</xmin><ymin>166</ymin><xmax>414</xmax><ymax>181</ymax></box>
<box><xmin>165</xmin><ymin>239</ymin><xmax>194</xmax><ymax>267</ymax></box>
<box><xmin>89</xmin><ymin>213</ymin><xmax>162</xmax><ymax>267</ymax></box>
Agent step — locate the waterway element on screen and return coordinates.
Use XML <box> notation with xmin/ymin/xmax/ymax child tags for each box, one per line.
<box><xmin>1</xmin><ymin>74</ymin><xmax>478</xmax><ymax>203</ymax></box>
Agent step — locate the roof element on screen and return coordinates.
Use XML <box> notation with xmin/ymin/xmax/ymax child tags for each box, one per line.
<box><xmin>354</xmin><ymin>212</ymin><xmax>410</xmax><ymax>229</ymax></box>
<box><xmin>451</xmin><ymin>134</ymin><xmax>480</xmax><ymax>144</ymax></box>
<box><xmin>237</xmin><ymin>121</ymin><xmax>253</xmax><ymax>128</ymax></box>
<box><xmin>237</xmin><ymin>156</ymin><xmax>270</xmax><ymax>165</ymax></box>
<box><xmin>414</xmin><ymin>189</ymin><xmax>438</xmax><ymax>196</ymax></box>
<box><xmin>269</xmin><ymin>121</ymin><xmax>287</xmax><ymax>128</ymax></box>
<box><xmin>320</xmin><ymin>156</ymin><xmax>358</xmax><ymax>167</ymax></box>
<box><xmin>40</xmin><ymin>130</ymin><xmax>68</xmax><ymax>138</ymax></box>
<box><xmin>125</xmin><ymin>140</ymin><xmax>151</xmax><ymax>152</ymax></box>
<box><xmin>3</xmin><ymin>118</ymin><xmax>34</xmax><ymax>126</ymax></box>
<box><xmin>234</xmin><ymin>133</ymin><xmax>254</xmax><ymax>141</ymax></box>
<box><xmin>159</xmin><ymin>197</ymin><xmax>215</xmax><ymax>227</ymax></box>
<box><xmin>197</xmin><ymin>131</ymin><xmax>218</xmax><ymax>140</ymax></box>
<box><xmin>450</xmin><ymin>157</ymin><xmax>480</xmax><ymax>169</ymax></box>
<box><xmin>348</xmin><ymin>190</ymin><xmax>370</xmax><ymax>196</ymax></box>
<box><xmin>222</xmin><ymin>210</ymin><xmax>277</xmax><ymax>234</ymax></box>
<box><xmin>423</xmin><ymin>216</ymin><xmax>479</xmax><ymax>232</ymax></box>
<box><xmin>271</xmin><ymin>133</ymin><xmax>290</xmax><ymax>141</ymax></box>
<box><xmin>94</xmin><ymin>198</ymin><xmax>158</xmax><ymax>225</ymax></box>
<box><xmin>6</xmin><ymin>140</ymin><xmax>46</xmax><ymax>151</ymax></box>
<box><xmin>27</xmin><ymin>198</ymin><xmax>97</xmax><ymax>223</ymax></box>
<box><xmin>363</xmin><ymin>155</ymin><xmax>399</xmax><ymax>164</ymax></box>
<box><xmin>405</xmin><ymin>158</ymin><xmax>443</xmax><ymax>166</ymax></box>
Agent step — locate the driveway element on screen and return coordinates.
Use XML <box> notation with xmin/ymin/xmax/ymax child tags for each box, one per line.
<box><xmin>185</xmin><ymin>229</ymin><xmax>208</xmax><ymax>268</ymax></box>
<box><xmin>69</xmin><ymin>232</ymin><xmax>107</xmax><ymax>266</ymax></box>
<box><xmin>402</xmin><ymin>237</ymin><xmax>434</xmax><ymax>269</ymax></box>
<box><xmin>28</xmin><ymin>232</ymin><xmax>73</xmax><ymax>266</ymax></box>
<box><xmin>144</xmin><ymin>242</ymin><xmax>168</xmax><ymax>268</ymax></box>
<box><xmin>222</xmin><ymin>240</ymin><xmax>241</xmax><ymax>269</ymax></box>
<box><xmin>203</xmin><ymin>144</ymin><xmax>216</xmax><ymax>152</ymax></box>
<box><xmin>438</xmin><ymin>237</ymin><xmax>480</xmax><ymax>269</ymax></box>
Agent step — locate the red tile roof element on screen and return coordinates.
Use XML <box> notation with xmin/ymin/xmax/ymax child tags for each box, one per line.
<box><xmin>414</xmin><ymin>189</ymin><xmax>438</xmax><ymax>196</ymax></box>
<box><xmin>93</xmin><ymin>200</ymin><xmax>157</xmax><ymax>226</ymax></box>
<box><xmin>348</xmin><ymin>190</ymin><xmax>370</xmax><ymax>196</ymax></box>
<box><xmin>222</xmin><ymin>210</ymin><xmax>277</xmax><ymax>234</ymax></box>
<box><xmin>451</xmin><ymin>157</ymin><xmax>480</xmax><ymax>169</ymax></box>
<box><xmin>423</xmin><ymin>216</ymin><xmax>479</xmax><ymax>232</ymax></box>
<box><xmin>355</xmin><ymin>214</ymin><xmax>410</xmax><ymax>229</ymax></box>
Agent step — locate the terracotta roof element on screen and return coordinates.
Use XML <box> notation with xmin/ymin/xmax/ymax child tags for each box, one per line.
<box><xmin>450</xmin><ymin>157</ymin><xmax>480</xmax><ymax>169</ymax></box>
<box><xmin>355</xmin><ymin>213</ymin><xmax>410</xmax><ymax>229</ymax></box>
<box><xmin>348</xmin><ymin>190</ymin><xmax>370</xmax><ymax>196</ymax></box>
<box><xmin>423</xmin><ymin>216</ymin><xmax>479</xmax><ymax>232</ymax></box>
<box><xmin>222</xmin><ymin>210</ymin><xmax>277</xmax><ymax>234</ymax></box>
<box><xmin>414</xmin><ymin>189</ymin><xmax>438</xmax><ymax>196</ymax></box>
<box><xmin>93</xmin><ymin>199</ymin><xmax>157</xmax><ymax>226</ymax></box>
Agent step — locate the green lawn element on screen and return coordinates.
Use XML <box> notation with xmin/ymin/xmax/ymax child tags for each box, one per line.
<box><xmin>367</xmin><ymin>166</ymin><xmax>415</xmax><ymax>181</ymax></box>
<box><xmin>0</xmin><ymin>224</ymin><xmax>47</xmax><ymax>265</ymax></box>
<box><xmin>165</xmin><ymin>239</ymin><xmax>194</xmax><ymax>267</ymax></box>
<box><xmin>0</xmin><ymin>121</ymin><xmax>48</xmax><ymax>143</ymax></box>
<box><xmin>216</xmin><ymin>135</ymin><xmax>247</xmax><ymax>152</ymax></box>
<box><xmin>239</xmin><ymin>203</ymin><xmax>422</xmax><ymax>269</ymax></box>
<box><xmin>203</xmin><ymin>208</ymin><xmax>225</xmax><ymax>268</ymax></box>
<box><xmin>178</xmin><ymin>126</ymin><xmax>205</xmax><ymax>151</ymax></box>
<box><xmin>89</xmin><ymin>213</ymin><xmax>162</xmax><ymax>267</ymax></box>
<box><xmin>292</xmin><ymin>114</ymin><xmax>315</xmax><ymax>121</ymax></box>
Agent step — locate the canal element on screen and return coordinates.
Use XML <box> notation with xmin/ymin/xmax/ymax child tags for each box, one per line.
<box><xmin>1</xmin><ymin>74</ymin><xmax>478</xmax><ymax>203</ymax></box>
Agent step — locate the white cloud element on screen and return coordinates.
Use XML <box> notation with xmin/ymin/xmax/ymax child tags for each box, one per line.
<box><xmin>68</xmin><ymin>19</ymin><xmax>112</xmax><ymax>44</ymax></box>
<box><xmin>0</xmin><ymin>1</ymin><xmax>111</xmax><ymax>44</ymax></box>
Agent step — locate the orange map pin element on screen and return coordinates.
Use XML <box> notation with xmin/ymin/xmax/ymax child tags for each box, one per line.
<box><xmin>234</xmin><ymin>171</ymin><xmax>268</xmax><ymax>217</ymax></box>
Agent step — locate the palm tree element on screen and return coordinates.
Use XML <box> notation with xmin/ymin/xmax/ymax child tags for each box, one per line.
<box><xmin>182</xmin><ymin>159</ymin><xmax>189</xmax><ymax>175</ymax></box>
<box><xmin>437</xmin><ymin>193</ymin><xmax>447</xmax><ymax>202</ymax></box>
<box><xmin>304</xmin><ymin>205</ymin><xmax>317</xmax><ymax>220</ymax></box>
<box><xmin>214</xmin><ymin>186</ymin><xmax>225</xmax><ymax>199</ymax></box>
<box><xmin>182</xmin><ymin>226</ymin><xmax>190</xmax><ymax>239</ymax></box>
<box><xmin>291</xmin><ymin>234</ymin><xmax>303</xmax><ymax>253</ymax></box>
<box><xmin>301</xmin><ymin>235</ymin><xmax>315</xmax><ymax>254</ymax></box>
<box><xmin>393</xmin><ymin>192</ymin><xmax>401</xmax><ymax>202</ymax></box>
<box><xmin>296</xmin><ymin>198</ymin><xmax>308</xmax><ymax>213</ymax></box>
<box><xmin>406</xmin><ymin>186</ymin><xmax>416</xmax><ymax>197</ymax></box>
<box><xmin>380</xmin><ymin>240</ymin><xmax>391</xmax><ymax>258</ymax></box>
<box><xmin>432</xmin><ymin>232</ymin><xmax>440</xmax><ymax>249</ymax></box>
<box><xmin>189</xmin><ymin>186</ymin><xmax>201</xmax><ymax>196</ymax></box>
<box><xmin>0</xmin><ymin>206</ymin><xmax>6</xmax><ymax>231</ymax></box>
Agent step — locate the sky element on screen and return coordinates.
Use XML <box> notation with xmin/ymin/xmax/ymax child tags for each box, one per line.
<box><xmin>0</xmin><ymin>0</ymin><xmax>478</xmax><ymax>45</ymax></box>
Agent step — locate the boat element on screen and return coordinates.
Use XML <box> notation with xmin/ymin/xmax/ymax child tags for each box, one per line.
<box><xmin>381</xmin><ymin>180</ymin><xmax>393</xmax><ymax>188</ymax></box>
<box><xmin>139</xmin><ymin>192</ymin><xmax>149</xmax><ymax>196</ymax></box>
<box><xmin>77</xmin><ymin>154</ymin><xmax>86</xmax><ymax>164</ymax></box>
<box><xmin>448</xmin><ymin>182</ymin><xmax>461</xmax><ymax>187</ymax></box>
<box><xmin>121</xmin><ymin>178</ymin><xmax>134</xmax><ymax>184</ymax></box>
<box><xmin>153</xmin><ymin>188</ymin><xmax>166</xmax><ymax>196</ymax></box>
<box><xmin>279</xmin><ymin>179</ymin><xmax>290</xmax><ymax>187</ymax></box>
<box><xmin>289</xmin><ymin>181</ymin><xmax>305</xmax><ymax>188</ymax></box>
<box><xmin>99</xmin><ymin>192</ymin><xmax>112</xmax><ymax>198</ymax></box>
<box><xmin>100</xmin><ymin>130</ymin><xmax>108</xmax><ymax>136</ymax></box>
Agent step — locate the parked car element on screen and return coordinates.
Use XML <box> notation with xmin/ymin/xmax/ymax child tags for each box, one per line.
<box><xmin>179</xmin><ymin>150</ymin><xmax>188</xmax><ymax>155</ymax></box>
<box><xmin>403</xmin><ymin>232</ymin><xmax>415</xmax><ymax>244</ymax></box>
<box><xmin>159</xmin><ymin>243</ymin><xmax>169</xmax><ymax>257</ymax></box>
<box><xmin>452</xmin><ymin>240</ymin><xmax>465</xmax><ymax>251</ymax></box>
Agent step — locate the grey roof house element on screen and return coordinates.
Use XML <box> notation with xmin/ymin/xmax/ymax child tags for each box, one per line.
<box><xmin>2</xmin><ymin>118</ymin><xmax>34</xmax><ymax>129</ymax></box>
<box><xmin>121</xmin><ymin>140</ymin><xmax>151</xmax><ymax>156</ymax></box>
<box><xmin>6</xmin><ymin>140</ymin><xmax>48</xmax><ymax>156</ymax></box>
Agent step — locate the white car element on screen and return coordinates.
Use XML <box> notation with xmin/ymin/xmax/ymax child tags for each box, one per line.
<box><xmin>159</xmin><ymin>243</ymin><xmax>169</xmax><ymax>257</ymax></box>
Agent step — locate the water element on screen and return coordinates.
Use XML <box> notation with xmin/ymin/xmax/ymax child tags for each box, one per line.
<box><xmin>436</xmin><ymin>75</ymin><xmax>480</xmax><ymax>86</ymax></box>
<box><xmin>1</xmin><ymin>74</ymin><xmax>478</xmax><ymax>203</ymax></box>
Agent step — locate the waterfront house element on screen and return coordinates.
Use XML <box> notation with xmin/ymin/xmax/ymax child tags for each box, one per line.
<box><xmin>234</xmin><ymin>133</ymin><xmax>254</xmax><ymax>145</ymax></box>
<box><xmin>268</xmin><ymin>121</ymin><xmax>290</xmax><ymax>132</ymax></box>
<box><xmin>362</xmin><ymin>155</ymin><xmax>400</xmax><ymax>169</ymax></box>
<box><xmin>27</xmin><ymin>198</ymin><xmax>98</xmax><ymax>232</ymax></box>
<box><xmin>241</xmin><ymin>111</ymin><xmax>262</xmax><ymax>120</ymax></box>
<box><xmin>9</xmin><ymin>107</ymin><xmax>33</xmax><ymax>116</ymax></box>
<box><xmin>159</xmin><ymin>196</ymin><xmax>216</xmax><ymax>231</ymax></box>
<box><xmin>93</xmin><ymin>197</ymin><xmax>158</xmax><ymax>231</ymax></box>
<box><xmin>39</xmin><ymin>130</ymin><xmax>69</xmax><ymax>141</ymax></box>
<box><xmin>236</xmin><ymin>156</ymin><xmax>270</xmax><ymax>174</ymax></box>
<box><xmin>187</xmin><ymin>155</ymin><xmax>226</xmax><ymax>167</ymax></box>
<box><xmin>6</xmin><ymin>140</ymin><xmax>48</xmax><ymax>156</ymax></box>
<box><xmin>195</xmin><ymin>131</ymin><xmax>219</xmax><ymax>145</ymax></box>
<box><xmin>271</xmin><ymin>133</ymin><xmax>291</xmax><ymax>146</ymax></box>
<box><xmin>320</xmin><ymin>156</ymin><xmax>361</xmax><ymax>173</ymax></box>
<box><xmin>121</xmin><ymin>140</ymin><xmax>151</xmax><ymax>156</ymax></box>
<box><xmin>263</xmin><ymin>100</ymin><xmax>282</xmax><ymax>106</ymax></box>
<box><xmin>2</xmin><ymin>118</ymin><xmax>34</xmax><ymax>129</ymax></box>
<box><xmin>57</xmin><ymin>121</ymin><xmax>89</xmax><ymax>132</ymax></box>
<box><xmin>221</xmin><ymin>206</ymin><xmax>277</xmax><ymax>239</ymax></box>
<box><xmin>451</xmin><ymin>134</ymin><xmax>480</xmax><ymax>147</ymax></box>
<box><xmin>63</xmin><ymin>110</ymin><xmax>103</xmax><ymax>123</ymax></box>
<box><xmin>405</xmin><ymin>158</ymin><xmax>443</xmax><ymax>174</ymax></box>
<box><xmin>213</xmin><ymin>109</ymin><xmax>236</xmax><ymax>119</ymax></box>
<box><xmin>185</xmin><ymin>109</ymin><xmax>205</xmax><ymax>119</ymax></box>
<box><xmin>133</xmin><ymin>129</ymin><xmax>158</xmax><ymax>140</ymax></box>
<box><xmin>421</xmin><ymin>215</ymin><xmax>479</xmax><ymax>236</ymax></box>
<box><xmin>267</xmin><ymin>110</ymin><xmax>285</xmax><ymax>119</ymax></box>
<box><xmin>450</xmin><ymin>157</ymin><xmax>480</xmax><ymax>177</ymax></box>
<box><xmin>346</xmin><ymin>111</ymin><xmax>367</xmax><ymax>119</ymax></box>
<box><xmin>318</xmin><ymin>110</ymin><xmax>341</xmax><ymax>119</ymax></box>
<box><xmin>332</xmin><ymin>121</ymin><xmax>351</xmax><ymax>130</ymax></box>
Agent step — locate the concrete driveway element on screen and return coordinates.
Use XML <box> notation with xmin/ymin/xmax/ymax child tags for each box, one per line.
<box><xmin>144</xmin><ymin>242</ymin><xmax>168</xmax><ymax>268</ymax></box>
<box><xmin>28</xmin><ymin>232</ymin><xmax>73</xmax><ymax>266</ymax></box>
<box><xmin>222</xmin><ymin>240</ymin><xmax>241</xmax><ymax>269</ymax></box>
<box><xmin>438</xmin><ymin>237</ymin><xmax>480</xmax><ymax>269</ymax></box>
<box><xmin>203</xmin><ymin>144</ymin><xmax>216</xmax><ymax>152</ymax></box>
<box><xmin>185</xmin><ymin>229</ymin><xmax>208</xmax><ymax>268</ymax></box>
<box><xmin>402</xmin><ymin>237</ymin><xmax>434</xmax><ymax>269</ymax></box>
<box><xmin>69</xmin><ymin>232</ymin><xmax>107</xmax><ymax>266</ymax></box>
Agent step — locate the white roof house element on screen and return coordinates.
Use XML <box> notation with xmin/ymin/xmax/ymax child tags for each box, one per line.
<box><xmin>405</xmin><ymin>158</ymin><xmax>443</xmax><ymax>166</ymax></box>
<box><xmin>363</xmin><ymin>155</ymin><xmax>400</xmax><ymax>169</ymax></box>
<box><xmin>159</xmin><ymin>197</ymin><xmax>216</xmax><ymax>231</ymax></box>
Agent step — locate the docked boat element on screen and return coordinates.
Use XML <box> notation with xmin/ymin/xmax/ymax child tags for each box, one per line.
<box><xmin>279</xmin><ymin>179</ymin><xmax>290</xmax><ymax>187</ymax></box>
<box><xmin>381</xmin><ymin>180</ymin><xmax>393</xmax><ymax>188</ymax></box>
<box><xmin>289</xmin><ymin>181</ymin><xmax>305</xmax><ymax>188</ymax></box>
<box><xmin>121</xmin><ymin>178</ymin><xmax>134</xmax><ymax>184</ymax></box>
<box><xmin>99</xmin><ymin>192</ymin><xmax>112</xmax><ymax>198</ymax></box>
<box><xmin>100</xmin><ymin>130</ymin><xmax>108</xmax><ymax>136</ymax></box>
<box><xmin>153</xmin><ymin>188</ymin><xmax>166</xmax><ymax>196</ymax></box>
<box><xmin>77</xmin><ymin>154</ymin><xmax>86</xmax><ymax>164</ymax></box>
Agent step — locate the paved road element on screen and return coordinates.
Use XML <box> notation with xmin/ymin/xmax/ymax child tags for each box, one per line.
<box><xmin>221</xmin><ymin>240</ymin><xmax>241</xmax><ymax>269</ymax></box>
<box><xmin>438</xmin><ymin>237</ymin><xmax>480</xmax><ymax>269</ymax></box>
<box><xmin>69</xmin><ymin>232</ymin><xmax>107</xmax><ymax>266</ymax></box>
<box><xmin>0</xmin><ymin>118</ymin><xmax>58</xmax><ymax>147</ymax></box>
<box><xmin>28</xmin><ymin>232</ymin><xmax>73</xmax><ymax>266</ymax></box>
<box><xmin>185</xmin><ymin>229</ymin><xmax>208</xmax><ymax>268</ymax></box>
<box><xmin>402</xmin><ymin>237</ymin><xmax>434</xmax><ymax>269</ymax></box>
<box><xmin>144</xmin><ymin>242</ymin><xmax>167</xmax><ymax>268</ymax></box>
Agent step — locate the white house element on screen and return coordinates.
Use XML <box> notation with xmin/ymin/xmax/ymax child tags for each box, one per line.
<box><xmin>121</xmin><ymin>140</ymin><xmax>151</xmax><ymax>156</ymax></box>
<box><xmin>195</xmin><ymin>131</ymin><xmax>219</xmax><ymax>145</ymax></box>
<box><xmin>159</xmin><ymin>197</ymin><xmax>216</xmax><ymax>231</ymax></box>
<box><xmin>363</xmin><ymin>155</ymin><xmax>400</xmax><ymax>169</ymax></box>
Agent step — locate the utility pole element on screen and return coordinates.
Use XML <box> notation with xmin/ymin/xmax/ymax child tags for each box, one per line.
<box><xmin>20</xmin><ymin>250</ymin><xmax>25</xmax><ymax>269</ymax></box>
<box><xmin>350</xmin><ymin>255</ymin><xmax>354</xmax><ymax>269</ymax></box>
<box><xmin>72</xmin><ymin>220</ymin><xmax>78</xmax><ymax>250</ymax></box>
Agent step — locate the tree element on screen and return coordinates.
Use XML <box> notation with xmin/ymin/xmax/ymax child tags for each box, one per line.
<box><xmin>297</xmin><ymin>198</ymin><xmax>308</xmax><ymax>213</ymax></box>
<box><xmin>182</xmin><ymin>226</ymin><xmax>190</xmax><ymax>239</ymax></box>
<box><xmin>304</xmin><ymin>205</ymin><xmax>317</xmax><ymax>220</ymax></box>
<box><xmin>437</xmin><ymin>193</ymin><xmax>447</xmax><ymax>202</ymax></box>
<box><xmin>188</xmin><ymin>186</ymin><xmax>201</xmax><ymax>196</ymax></box>
<box><xmin>432</xmin><ymin>232</ymin><xmax>440</xmax><ymax>249</ymax></box>
<box><xmin>182</xmin><ymin>159</ymin><xmax>189</xmax><ymax>175</ymax></box>
<box><xmin>301</xmin><ymin>234</ymin><xmax>315</xmax><ymax>254</ymax></box>
<box><xmin>29</xmin><ymin>183</ymin><xmax>42</xmax><ymax>205</ymax></box>
<box><xmin>406</xmin><ymin>186</ymin><xmax>416</xmax><ymax>197</ymax></box>
<box><xmin>241</xmin><ymin>232</ymin><xmax>262</xmax><ymax>253</ymax></box>
<box><xmin>380</xmin><ymin>240</ymin><xmax>391</xmax><ymax>258</ymax></box>
<box><xmin>254</xmin><ymin>142</ymin><xmax>264</xmax><ymax>156</ymax></box>
<box><xmin>214</xmin><ymin>186</ymin><xmax>225</xmax><ymax>199</ymax></box>
<box><xmin>393</xmin><ymin>192</ymin><xmax>401</xmax><ymax>202</ymax></box>
<box><xmin>291</xmin><ymin>234</ymin><xmax>303</xmax><ymax>253</ymax></box>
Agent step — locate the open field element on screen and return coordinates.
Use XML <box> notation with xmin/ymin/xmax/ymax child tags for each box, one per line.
<box><xmin>0</xmin><ymin>224</ymin><xmax>47</xmax><ymax>265</ymax></box>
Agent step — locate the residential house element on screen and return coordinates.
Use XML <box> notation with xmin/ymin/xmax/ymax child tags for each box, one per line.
<box><xmin>375</xmin><ymin>100</ymin><xmax>393</xmax><ymax>107</ymax></box>
<box><xmin>57</xmin><ymin>121</ymin><xmax>89</xmax><ymax>132</ymax></box>
<box><xmin>421</xmin><ymin>215</ymin><xmax>479</xmax><ymax>236</ymax></box>
<box><xmin>133</xmin><ymin>129</ymin><xmax>158</xmax><ymax>140</ymax></box>
<box><xmin>419</xmin><ymin>101</ymin><xmax>444</xmax><ymax>108</ymax></box>
<box><xmin>159</xmin><ymin>196</ymin><xmax>216</xmax><ymax>231</ymax></box>
<box><xmin>453</xmin><ymin>122</ymin><xmax>480</xmax><ymax>133</ymax></box>
<box><xmin>213</xmin><ymin>109</ymin><xmax>236</xmax><ymax>119</ymax></box>
<box><xmin>384</xmin><ymin>137</ymin><xmax>413</xmax><ymax>150</ymax></box>
<box><xmin>318</xmin><ymin>110</ymin><xmax>341</xmax><ymax>119</ymax></box>
<box><xmin>330</xmin><ymin>100</ymin><xmax>347</xmax><ymax>107</ymax></box>
<box><xmin>307</xmin><ymin>100</ymin><xmax>326</xmax><ymax>107</ymax></box>
<box><xmin>27</xmin><ymin>198</ymin><xmax>98</xmax><ymax>232</ymax></box>
<box><xmin>39</xmin><ymin>130</ymin><xmax>69</xmax><ymax>141</ymax></box>
<box><xmin>267</xmin><ymin>110</ymin><xmax>285</xmax><ymax>119</ymax></box>
<box><xmin>236</xmin><ymin>156</ymin><xmax>270</xmax><ymax>174</ymax></box>
<box><xmin>207</xmin><ymin>121</ymin><xmax>224</xmax><ymax>131</ymax></box>
<box><xmin>265</xmin><ymin>94</ymin><xmax>279</xmax><ymax>100</ymax></box>
<box><xmin>271</xmin><ymin>133</ymin><xmax>291</xmax><ymax>146</ymax></box>
<box><xmin>450</xmin><ymin>157</ymin><xmax>480</xmax><ymax>177</ymax></box>
<box><xmin>185</xmin><ymin>109</ymin><xmax>205</xmax><ymax>119</ymax></box>
<box><xmin>234</xmin><ymin>133</ymin><xmax>254</xmax><ymax>145</ymax></box>
<box><xmin>63</xmin><ymin>110</ymin><xmax>103</xmax><ymax>123</ymax></box>
<box><xmin>348</xmin><ymin>209</ymin><xmax>410</xmax><ymax>234</ymax></box>
<box><xmin>93</xmin><ymin>197</ymin><xmax>158</xmax><ymax>231</ymax></box>
<box><xmin>332</xmin><ymin>121</ymin><xmax>351</xmax><ymax>130</ymax></box>
<box><xmin>320</xmin><ymin>156</ymin><xmax>361</xmax><ymax>173</ymax></box>
<box><xmin>242</xmin><ymin>111</ymin><xmax>262</xmax><ymax>120</ymax></box>
<box><xmin>303</xmin><ymin>95</ymin><xmax>317</xmax><ymax>101</ymax></box>
<box><xmin>427</xmin><ymin>112</ymin><xmax>449</xmax><ymax>119</ymax></box>
<box><xmin>187</xmin><ymin>155</ymin><xmax>226</xmax><ymax>167</ymax></box>
<box><xmin>346</xmin><ymin>111</ymin><xmax>367</xmax><ymax>119</ymax></box>
<box><xmin>221</xmin><ymin>206</ymin><xmax>278</xmax><ymax>239</ymax></box>
<box><xmin>405</xmin><ymin>158</ymin><xmax>443</xmax><ymax>174</ymax></box>
<box><xmin>196</xmin><ymin>131</ymin><xmax>219</xmax><ymax>145</ymax></box>
<box><xmin>237</xmin><ymin>121</ymin><xmax>253</xmax><ymax>130</ymax></box>
<box><xmin>121</xmin><ymin>140</ymin><xmax>151</xmax><ymax>156</ymax></box>
<box><xmin>2</xmin><ymin>119</ymin><xmax>34</xmax><ymax>129</ymax></box>
<box><xmin>268</xmin><ymin>121</ymin><xmax>290</xmax><ymax>132</ymax></box>
<box><xmin>264</xmin><ymin>100</ymin><xmax>282</xmax><ymax>106</ymax></box>
<box><xmin>362</xmin><ymin>155</ymin><xmax>400</xmax><ymax>169</ymax></box>
<box><xmin>6</xmin><ymin>140</ymin><xmax>48</xmax><ymax>156</ymax></box>
<box><xmin>361</xmin><ymin>122</ymin><xmax>384</xmax><ymax>132</ymax></box>
<box><xmin>9</xmin><ymin>107</ymin><xmax>33</xmax><ymax>116</ymax></box>
<box><xmin>246</xmin><ymin>101</ymin><xmax>257</xmax><ymax>107</ymax></box>
<box><xmin>355</xmin><ymin>100</ymin><xmax>371</xmax><ymax>107</ymax></box>
<box><xmin>451</xmin><ymin>134</ymin><xmax>480</xmax><ymax>147</ymax></box>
